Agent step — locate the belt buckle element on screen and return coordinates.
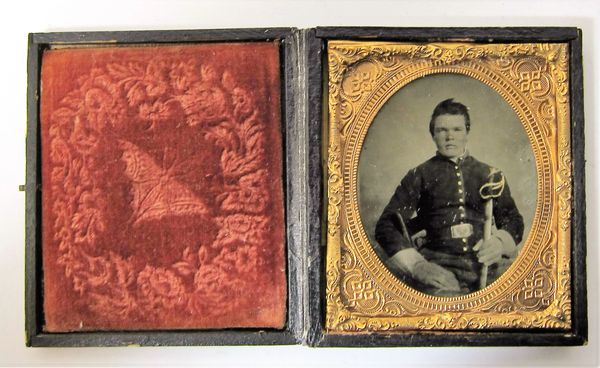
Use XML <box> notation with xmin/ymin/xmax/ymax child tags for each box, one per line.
<box><xmin>450</xmin><ymin>223</ymin><xmax>473</xmax><ymax>238</ymax></box>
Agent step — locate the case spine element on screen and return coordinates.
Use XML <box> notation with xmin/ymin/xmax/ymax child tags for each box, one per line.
<box><xmin>303</xmin><ymin>28</ymin><xmax>325</xmax><ymax>346</ymax></box>
<box><xmin>284</xmin><ymin>28</ymin><xmax>307</xmax><ymax>342</ymax></box>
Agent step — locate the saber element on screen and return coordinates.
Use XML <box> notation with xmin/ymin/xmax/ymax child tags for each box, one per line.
<box><xmin>395</xmin><ymin>211</ymin><xmax>415</xmax><ymax>248</ymax></box>
<box><xmin>478</xmin><ymin>168</ymin><xmax>505</xmax><ymax>289</ymax></box>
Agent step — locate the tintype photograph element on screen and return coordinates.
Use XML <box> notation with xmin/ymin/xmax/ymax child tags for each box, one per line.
<box><xmin>359</xmin><ymin>75</ymin><xmax>536</xmax><ymax>297</ymax></box>
<box><xmin>325</xmin><ymin>40</ymin><xmax>576</xmax><ymax>333</ymax></box>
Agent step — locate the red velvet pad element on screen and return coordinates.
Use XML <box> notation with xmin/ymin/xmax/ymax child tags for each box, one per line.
<box><xmin>40</xmin><ymin>43</ymin><xmax>286</xmax><ymax>331</ymax></box>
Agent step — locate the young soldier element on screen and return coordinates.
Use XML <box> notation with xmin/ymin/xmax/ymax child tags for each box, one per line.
<box><xmin>375</xmin><ymin>99</ymin><xmax>524</xmax><ymax>296</ymax></box>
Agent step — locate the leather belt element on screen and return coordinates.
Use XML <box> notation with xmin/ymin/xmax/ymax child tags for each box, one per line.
<box><xmin>428</xmin><ymin>223</ymin><xmax>474</xmax><ymax>240</ymax></box>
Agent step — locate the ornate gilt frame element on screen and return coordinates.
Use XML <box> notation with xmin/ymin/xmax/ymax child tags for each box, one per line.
<box><xmin>325</xmin><ymin>41</ymin><xmax>573</xmax><ymax>333</ymax></box>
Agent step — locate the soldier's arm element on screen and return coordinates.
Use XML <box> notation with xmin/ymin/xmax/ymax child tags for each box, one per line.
<box><xmin>492</xmin><ymin>177</ymin><xmax>524</xmax><ymax>258</ymax></box>
<box><xmin>375</xmin><ymin>168</ymin><xmax>422</xmax><ymax>257</ymax></box>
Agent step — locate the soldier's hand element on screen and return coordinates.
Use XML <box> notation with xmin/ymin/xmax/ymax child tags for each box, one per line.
<box><xmin>474</xmin><ymin>236</ymin><xmax>503</xmax><ymax>265</ymax></box>
<box><xmin>412</xmin><ymin>260</ymin><xmax>461</xmax><ymax>291</ymax></box>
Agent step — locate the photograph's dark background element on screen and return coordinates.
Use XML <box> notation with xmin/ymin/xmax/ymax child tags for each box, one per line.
<box><xmin>359</xmin><ymin>73</ymin><xmax>536</xmax><ymax>261</ymax></box>
<box><xmin>3</xmin><ymin>0</ymin><xmax>598</xmax><ymax>366</ymax></box>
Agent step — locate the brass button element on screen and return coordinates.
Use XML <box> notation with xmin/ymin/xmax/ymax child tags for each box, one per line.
<box><xmin>456</xmin><ymin>172</ymin><xmax>461</xmax><ymax>177</ymax></box>
<box><xmin>460</xmin><ymin>213</ymin><xmax>465</xmax><ymax>218</ymax></box>
<box><xmin>462</xmin><ymin>238</ymin><xmax>467</xmax><ymax>243</ymax></box>
<box><xmin>458</xmin><ymin>189</ymin><xmax>463</xmax><ymax>193</ymax></box>
<box><xmin>463</xmin><ymin>246</ymin><xmax>468</xmax><ymax>251</ymax></box>
<box><xmin>458</xmin><ymin>181</ymin><xmax>462</xmax><ymax>185</ymax></box>
<box><xmin>459</xmin><ymin>206</ymin><xmax>465</xmax><ymax>211</ymax></box>
<box><xmin>454</xmin><ymin>165</ymin><xmax>459</xmax><ymax>170</ymax></box>
<box><xmin>459</xmin><ymin>198</ymin><xmax>464</xmax><ymax>203</ymax></box>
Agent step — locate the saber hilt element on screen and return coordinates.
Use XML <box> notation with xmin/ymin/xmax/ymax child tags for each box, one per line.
<box><xmin>478</xmin><ymin>168</ymin><xmax>505</xmax><ymax>289</ymax></box>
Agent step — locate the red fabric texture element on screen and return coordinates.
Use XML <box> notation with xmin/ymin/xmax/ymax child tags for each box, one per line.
<box><xmin>40</xmin><ymin>43</ymin><xmax>286</xmax><ymax>331</ymax></box>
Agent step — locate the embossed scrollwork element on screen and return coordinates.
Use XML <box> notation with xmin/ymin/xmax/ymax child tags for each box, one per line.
<box><xmin>326</xmin><ymin>41</ymin><xmax>572</xmax><ymax>332</ymax></box>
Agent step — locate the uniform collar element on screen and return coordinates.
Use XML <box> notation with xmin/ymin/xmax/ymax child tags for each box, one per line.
<box><xmin>435</xmin><ymin>150</ymin><xmax>470</xmax><ymax>165</ymax></box>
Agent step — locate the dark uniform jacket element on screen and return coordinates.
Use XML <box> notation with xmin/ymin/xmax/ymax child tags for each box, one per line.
<box><xmin>375</xmin><ymin>153</ymin><xmax>524</xmax><ymax>291</ymax></box>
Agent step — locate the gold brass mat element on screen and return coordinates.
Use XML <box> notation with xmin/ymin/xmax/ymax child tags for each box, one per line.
<box><xmin>325</xmin><ymin>41</ymin><xmax>571</xmax><ymax>332</ymax></box>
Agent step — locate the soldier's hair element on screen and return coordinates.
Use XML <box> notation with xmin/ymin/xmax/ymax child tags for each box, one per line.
<box><xmin>429</xmin><ymin>98</ymin><xmax>471</xmax><ymax>136</ymax></box>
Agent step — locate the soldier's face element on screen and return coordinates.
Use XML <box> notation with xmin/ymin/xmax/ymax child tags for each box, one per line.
<box><xmin>432</xmin><ymin>114</ymin><xmax>468</xmax><ymax>159</ymax></box>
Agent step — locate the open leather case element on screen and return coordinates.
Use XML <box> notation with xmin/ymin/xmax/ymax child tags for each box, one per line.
<box><xmin>25</xmin><ymin>27</ymin><xmax>587</xmax><ymax>347</ymax></box>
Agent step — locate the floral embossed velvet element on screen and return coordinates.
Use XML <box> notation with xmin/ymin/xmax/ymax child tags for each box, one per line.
<box><xmin>40</xmin><ymin>43</ymin><xmax>286</xmax><ymax>331</ymax></box>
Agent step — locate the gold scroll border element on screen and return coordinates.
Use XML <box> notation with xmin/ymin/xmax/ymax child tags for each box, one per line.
<box><xmin>347</xmin><ymin>63</ymin><xmax>550</xmax><ymax>307</ymax></box>
<box><xmin>326</xmin><ymin>42</ymin><xmax>571</xmax><ymax>331</ymax></box>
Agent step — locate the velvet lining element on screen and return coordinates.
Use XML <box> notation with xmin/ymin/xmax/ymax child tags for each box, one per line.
<box><xmin>40</xmin><ymin>43</ymin><xmax>286</xmax><ymax>331</ymax></box>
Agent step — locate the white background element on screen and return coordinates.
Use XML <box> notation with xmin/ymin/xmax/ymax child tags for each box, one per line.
<box><xmin>1</xmin><ymin>0</ymin><xmax>598</xmax><ymax>367</ymax></box>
